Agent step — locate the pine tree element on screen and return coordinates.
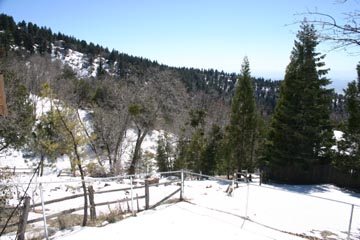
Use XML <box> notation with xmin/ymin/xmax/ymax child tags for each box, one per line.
<box><xmin>202</xmin><ymin>124</ymin><xmax>223</xmax><ymax>175</ymax></box>
<box><xmin>0</xmin><ymin>70</ymin><xmax>34</xmax><ymax>152</ymax></box>
<box><xmin>334</xmin><ymin>64</ymin><xmax>360</xmax><ymax>173</ymax></box>
<box><xmin>226</xmin><ymin>57</ymin><xmax>257</xmax><ymax>172</ymax></box>
<box><xmin>156</xmin><ymin>133</ymin><xmax>173</xmax><ymax>172</ymax></box>
<box><xmin>267</xmin><ymin>22</ymin><xmax>333</xmax><ymax>181</ymax></box>
<box><xmin>173</xmin><ymin>109</ymin><xmax>206</xmax><ymax>172</ymax></box>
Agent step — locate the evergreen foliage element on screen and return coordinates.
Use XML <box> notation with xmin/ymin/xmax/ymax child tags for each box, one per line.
<box><xmin>0</xmin><ymin>70</ymin><xmax>34</xmax><ymax>152</ymax></box>
<box><xmin>225</xmin><ymin>57</ymin><xmax>258</xmax><ymax>172</ymax></box>
<box><xmin>334</xmin><ymin>64</ymin><xmax>360</xmax><ymax>174</ymax></box>
<box><xmin>173</xmin><ymin>109</ymin><xmax>207</xmax><ymax>172</ymax></box>
<box><xmin>156</xmin><ymin>133</ymin><xmax>173</xmax><ymax>172</ymax></box>
<box><xmin>266</xmin><ymin>22</ymin><xmax>333</xmax><ymax>182</ymax></box>
<box><xmin>202</xmin><ymin>124</ymin><xmax>223</xmax><ymax>175</ymax></box>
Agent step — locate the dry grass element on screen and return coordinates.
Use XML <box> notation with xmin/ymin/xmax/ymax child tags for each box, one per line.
<box><xmin>90</xmin><ymin>204</ymin><xmax>127</xmax><ymax>226</ymax></box>
<box><xmin>0</xmin><ymin>207</ymin><xmax>21</xmax><ymax>234</ymax></box>
<box><xmin>48</xmin><ymin>214</ymin><xmax>83</xmax><ymax>230</ymax></box>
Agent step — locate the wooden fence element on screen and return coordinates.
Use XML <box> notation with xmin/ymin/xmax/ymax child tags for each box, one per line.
<box><xmin>0</xmin><ymin>176</ymin><xmax>182</xmax><ymax>239</ymax></box>
<box><xmin>0</xmin><ymin>167</ymin><xmax>35</xmax><ymax>175</ymax></box>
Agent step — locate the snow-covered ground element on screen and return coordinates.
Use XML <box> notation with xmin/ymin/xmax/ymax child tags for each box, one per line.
<box><xmin>1</xmin><ymin>167</ymin><xmax>359</xmax><ymax>240</ymax></box>
<box><xmin>46</xmin><ymin>178</ymin><xmax>360</xmax><ymax>240</ymax></box>
<box><xmin>51</xmin><ymin>201</ymin><xmax>306</xmax><ymax>240</ymax></box>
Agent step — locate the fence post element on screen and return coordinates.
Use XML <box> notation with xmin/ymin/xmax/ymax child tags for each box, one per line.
<box><xmin>145</xmin><ymin>179</ymin><xmax>149</xmax><ymax>210</ymax></box>
<box><xmin>16</xmin><ymin>196</ymin><xmax>30</xmax><ymax>240</ymax></box>
<box><xmin>39</xmin><ymin>183</ymin><xmax>49</xmax><ymax>240</ymax></box>
<box><xmin>180</xmin><ymin>169</ymin><xmax>184</xmax><ymax>200</ymax></box>
<box><xmin>231</xmin><ymin>172</ymin><xmax>236</xmax><ymax>197</ymax></box>
<box><xmin>88</xmin><ymin>185</ymin><xmax>96</xmax><ymax>221</ymax></box>
<box><xmin>245</xmin><ymin>182</ymin><xmax>250</xmax><ymax>219</ymax></box>
<box><xmin>347</xmin><ymin>204</ymin><xmax>354</xmax><ymax>240</ymax></box>
<box><xmin>136</xmin><ymin>193</ymin><xmax>140</xmax><ymax>212</ymax></box>
<box><xmin>130</xmin><ymin>176</ymin><xmax>134</xmax><ymax>215</ymax></box>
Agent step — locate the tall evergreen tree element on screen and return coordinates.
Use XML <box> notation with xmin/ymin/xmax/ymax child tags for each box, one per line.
<box><xmin>334</xmin><ymin>64</ymin><xmax>360</xmax><ymax>173</ymax></box>
<box><xmin>267</xmin><ymin>22</ymin><xmax>333</xmax><ymax>181</ymax></box>
<box><xmin>226</xmin><ymin>57</ymin><xmax>257</xmax><ymax>173</ymax></box>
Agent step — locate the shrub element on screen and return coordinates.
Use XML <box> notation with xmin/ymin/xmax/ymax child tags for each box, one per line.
<box><xmin>86</xmin><ymin>162</ymin><xmax>107</xmax><ymax>177</ymax></box>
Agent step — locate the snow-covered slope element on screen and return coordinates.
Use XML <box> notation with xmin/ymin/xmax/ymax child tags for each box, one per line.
<box><xmin>51</xmin><ymin>43</ymin><xmax>112</xmax><ymax>78</ymax></box>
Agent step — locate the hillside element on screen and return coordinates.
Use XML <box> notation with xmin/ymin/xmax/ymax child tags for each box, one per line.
<box><xmin>0</xmin><ymin>14</ymin><xmax>347</xmax><ymax>121</ymax></box>
<box><xmin>0</xmin><ymin>14</ymin><xmax>288</xmax><ymax>116</ymax></box>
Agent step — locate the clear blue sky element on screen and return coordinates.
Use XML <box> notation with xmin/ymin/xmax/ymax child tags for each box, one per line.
<box><xmin>1</xmin><ymin>0</ymin><xmax>359</xmax><ymax>92</ymax></box>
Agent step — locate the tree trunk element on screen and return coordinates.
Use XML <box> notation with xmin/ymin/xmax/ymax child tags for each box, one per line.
<box><xmin>112</xmin><ymin>115</ymin><xmax>129</xmax><ymax>171</ymax></box>
<box><xmin>56</xmin><ymin>106</ymin><xmax>88</xmax><ymax>226</ymax></box>
<box><xmin>128</xmin><ymin>128</ymin><xmax>148</xmax><ymax>175</ymax></box>
<box><xmin>39</xmin><ymin>154</ymin><xmax>45</xmax><ymax>177</ymax></box>
<box><xmin>104</xmin><ymin>140</ymin><xmax>113</xmax><ymax>171</ymax></box>
<box><xmin>76</xmin><ymin>110</ymin><xmax>103</xmax><ymax>167</ymax></box>
<box><xmin>70</xmin><ymin>157</ymin><xmax>76</xmax><ymax>177</ymax></box>
<box><xmin>77</xmin><ymin>161</ymin><xmax>88</xmax><ymax>226</ymax></box>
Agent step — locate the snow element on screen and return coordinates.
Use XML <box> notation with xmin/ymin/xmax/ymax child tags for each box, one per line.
<box><xmin>1</xmin><ymin>167</ymin><xmax>359</xmax><ymax>240</ymax></box>
<box><xmin>334</xmin><ymin>130</ymin><xmax>344</xmax><ymax>141</ymax></box>
<box><xmin>51</xmin><ymin>44</ymin><xmax>114</xmax><ymax>78</ymax></box>
<box><xmin>43</xmin><ymin>179</ymin><xmax>359</xmax><ymax>240</ymax></box>
<box><xmin>51</xmin><ymin>201</ymin><xmax>305</xmax><ymax>240</ymax></box>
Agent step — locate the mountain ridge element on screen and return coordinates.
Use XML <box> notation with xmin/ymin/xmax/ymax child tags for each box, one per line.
<box><xmin>0</xmin><ymin>13</ymin><xmax>345</xmax><ymax>120</ymax></box>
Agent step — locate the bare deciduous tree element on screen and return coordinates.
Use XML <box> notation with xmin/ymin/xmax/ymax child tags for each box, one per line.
<box><xmin>301</xmin><ymin>0</ymin><xmax>360</xmax><ymax>53</ymax></box>
<box><xmin>92</xmin><ymin>78</ymin><xmax>132</xmax><ymax>173</ymax></box>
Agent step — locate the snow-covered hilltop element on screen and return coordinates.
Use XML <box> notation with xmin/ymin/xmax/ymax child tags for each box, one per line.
<box><xmin>51</xmin><ymin>42</ymin><xmax>111</xmax><ymax>78</ymax></box>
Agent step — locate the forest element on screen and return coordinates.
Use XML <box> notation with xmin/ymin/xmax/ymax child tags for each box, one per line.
<box><xmin>0</xmin><ymin>13</ymin><xmax>358</xmax><ymax>188</ymax></box>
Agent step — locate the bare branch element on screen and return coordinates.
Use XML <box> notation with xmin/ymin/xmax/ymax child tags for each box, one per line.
<box><xmin>296</xmin><ymin>8</ymin><xmax>360</xmax><ymax>54</ymax></box>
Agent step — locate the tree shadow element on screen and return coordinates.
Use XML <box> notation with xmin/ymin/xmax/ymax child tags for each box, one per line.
<box><xmin>268</xmin><ymin>183</ymin><xmax>360</xmax><ymax>199</ymax></box>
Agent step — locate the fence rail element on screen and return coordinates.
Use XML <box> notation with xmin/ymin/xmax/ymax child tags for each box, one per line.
<box><xmin>0</xmin><ymin>170</ymin><xmax>184</xmax><ymax>240</ymax></box>
<box><xmin>0</xmin><ymin>166</ymin><xmax>35</xmax><ymax>175</ymax></box>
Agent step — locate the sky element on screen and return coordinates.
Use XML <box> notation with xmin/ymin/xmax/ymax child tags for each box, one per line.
<box><xmin>1</xmin><ymin>0</ymin><xmax>360</xmax><ymax>92</ymax></box>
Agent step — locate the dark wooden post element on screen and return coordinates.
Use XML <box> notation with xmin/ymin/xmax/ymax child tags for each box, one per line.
<box><xmin>0</xmin><ymin>73</ymin><xmax>8</xmax><ymax>116</ymax></box>
<box><xmin>17</xmin><ymin>196</ymin><xmax>30</xmax><ymax>240</ymax></box>
<box><xmin>125</xmin><ymin>196</ymin><xmax>130</xmax><ymax>212</ymax></box>
<box><xmin>88</xmin><ymin>186</ymin><xmax>96</xmax><ymax>221</ymax></box>
<box><xmin>136</xmin><ymin>193</ymin><xmax>140</xmax><ymax>212</ymax></box>
<box><xmin>180</xmin><ymin>169</ymin><xmax>184</xmax><ymax>201</ymax></box>
<box><xmin>145</xmin><ymin>179</ymin><xmax>149</xmax><ymax>210</ymax></box>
